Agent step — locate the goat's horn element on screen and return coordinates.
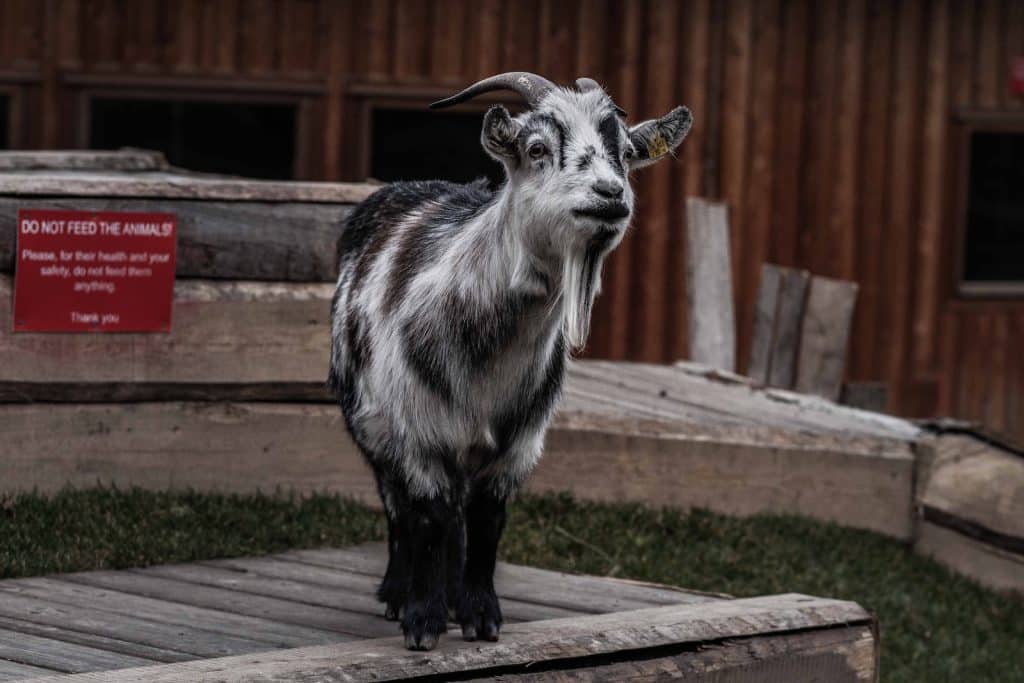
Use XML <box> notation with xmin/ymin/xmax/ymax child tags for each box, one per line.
<box><xmin>429</xmin><ymin>72</ymin><xmax>557</xmax><ymax>109</ymax></box>
<box><xmin>575</xmin><ymin>76</ymin><xmax>628</xmax><ymax>117</ymax></box>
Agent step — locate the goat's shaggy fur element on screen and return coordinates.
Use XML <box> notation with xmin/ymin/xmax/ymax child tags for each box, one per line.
<box><xmin>329</xmin><ymin>77</ymin><xmax>690</xmax><ymax>650</ymax></box>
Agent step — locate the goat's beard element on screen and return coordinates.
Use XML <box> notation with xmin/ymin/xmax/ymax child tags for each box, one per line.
<box><xmin>561</xmin><ymin>244</ymin><xmax>605</xmax><ymax>352</ymax></box>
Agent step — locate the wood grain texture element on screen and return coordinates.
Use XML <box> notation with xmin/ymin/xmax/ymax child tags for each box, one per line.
<box><xmin>2</xmin><ymin>0</ymin><xmax>1021</xmax><ymax>437</ymax></box>
<box><xmin>794</xmin><ymin>276</ymin><xmax>859</xmax><ymax>401</ymax></box>
<box><xmin>0</xmin><ymin>198</ymin><xmax>352</xmax><ymax>281</ymax></box>
<box><xmin>685</xmin><ymin>198</ymin><xmax>736</xmax><ymax>371</ymax></box>
<box><xmin>21</xmin><ymin>595</ymin><xmax>874</xmax><ymax>683</ymax></box>
<box><xmin>915</xmin><ymin>521</ymin><xmax>1024</xmax><ymax>593</ymax></box>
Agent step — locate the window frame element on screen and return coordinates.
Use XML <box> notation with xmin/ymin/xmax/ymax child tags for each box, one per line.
<box><xmin>952</xmin><ymin>110</ymin><xmax>1024</xmax><ymax>298</ymax></box>
<box><xmin>73</xmin><ymin>84</ymin><xmax>313</xmax><ymax>180</ymax></box>
<box><xmin>344</xmin><ymin>83</ymin><xmax>523</xmax><ymax>182</ymax></box>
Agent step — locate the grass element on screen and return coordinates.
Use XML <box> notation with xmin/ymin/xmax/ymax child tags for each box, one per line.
<box><xmin>1</xmin><ymin>488</ymin><xmax>1021</xmax><ymax>682</ymax></box>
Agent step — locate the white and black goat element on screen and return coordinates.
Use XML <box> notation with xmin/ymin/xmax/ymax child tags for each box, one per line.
<box><xmin>329</xmin><ymin>72</ymin><xmax>691</xmax><ymax>650</ymax></box>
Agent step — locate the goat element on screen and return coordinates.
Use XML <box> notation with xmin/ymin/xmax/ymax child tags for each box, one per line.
<box><xmin>329</xmin><ymin>72</ymin><xmax>691</xmax><ymax>650</ymax></box>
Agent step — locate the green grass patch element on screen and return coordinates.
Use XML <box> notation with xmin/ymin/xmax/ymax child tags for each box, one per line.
<box><xmin>1</xmin><ymin>488</ymin><xmax>1021</xmax><ymax>682</ymax></box>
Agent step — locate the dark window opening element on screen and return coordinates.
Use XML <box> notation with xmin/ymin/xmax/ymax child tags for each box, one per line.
<box><xmin>89</xmin><ymin>98</ymin><xmax>296</xmax><ymax>179</ymax></box>
<box><xmin>0</xmin><ymin>95</ymin><xmax>9</xmax><ymax>149</ymax></box>
<box><xmin>370</xmin><ymin>108</ymin><xmax>503</xmax><ymax>187</ymax></box>
<box><xmin>962</xmin><ymin>131</ymin><xmax>1024</xmax><ymax>285</ymax></box>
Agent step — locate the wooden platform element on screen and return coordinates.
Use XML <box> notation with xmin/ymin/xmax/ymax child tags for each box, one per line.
<box><xmin>0</xmin><ymin>543</ymin><xmax>876</xmax><ymax>682</ymax></box>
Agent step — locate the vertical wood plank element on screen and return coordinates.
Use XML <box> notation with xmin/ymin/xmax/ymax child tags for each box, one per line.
<box><xmin>394</xmin><ymin>0</ymin><xmax>430</xmax><ymax>81</ymax></box>
<box><xmin>769</xmin><ymin>0</ymin><xmax>808</xmax><ymax>269</ymax></box>
<box><xmin>767</xmin><ymin>267</ymin><xmax>810</xmax><ymax>389</ymax></box>
<box><xmin>1006</xmin><ymin>0</ymin><xmax>1024</xmax><ymax>109</ymax></box>
<box><xmin>468</xmin><ymin>0</ymin><xmax>501</xmax><ymax>80</ymax></box>
<box><xmin>880</xmin><ymin>0</ymin><xmax>923</xmax><ymax>411</ymax></box>
<box><xmin>430</xmin><ymin>0</ymin><xmax>467</xmax><ymax>83</ymax></box>
<box><xmin>799</xmin><ymin>0</ymin><xmax>840</xmax><ymax>274</ymax></box>
<box><xmin>501</xmin><ymin>0</ymin><xmax>539</xmax><ymax>72</ymax></box>
<box><xmin>794</xmin><ymin>275</ymin><xmax>859</xmax><ymax>401</ymax></box>
<box><xmin>666</xmin><ymin>0</ymin><xmax>711</xmax><ymax>360</ymax></box>
<box><xmin>323</xmin><ymin>0</ymin><xmax>351</xmax><ymax>181</ymax></box>
<box><xmin>748</xmin><ymin>264</ymin><xmax>783</xmax><ymax>383</ymax></box>
<box><xmin>685</xmin><ymin>198</ymin><xmax>736</xmax><ymax>372</ymax></box>
<box><xmin>240</xmin><ymin>0</ymin><xmax>275</xmax><ymax>75</ymax></box>
<box><xmin>281</xmin><ymin>0</ymin><xmax>319</xmax><ymax>75</ymax></box>
<box><xmin>736</xmin><ymin>0</ymin><xmax>780</xmax><ymax>372</ymax></box>
<box><xmin>54</xmin><ymin>0</ymin><xmax>81</xmax><ymax>69</ymax></box>
<box><xmin>601</xmin><ymin>0</ymin><xmax>643</xmax><ymax>359</ymax></box>
<box><xmin>912</xmin><ymin>0</ymin><xmax>950</xmax><ymax>377</ymax></box>
<box><xmin>974</xmin><ymin>0</ymin><xmax>1002</xmax><ymax>108</ymax></box>
<box><xmin>831</xmin><ymin>0</ymin><xmax>865</xmax><ymax>282</ymax></box>
<box><xmin>632</xmin><ymin>0</ymin><xmax>680</xmax><ymax>361</ymax></box>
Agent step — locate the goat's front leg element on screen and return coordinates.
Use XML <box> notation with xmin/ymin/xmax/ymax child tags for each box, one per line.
<box><xmin>401</xmin><ymin>495</ymin><xmax>452</xmax><ymax>650</ymax></box>
<box><xmin>457</xmin><ymin>485</ymin><xmax>506</xmax><ymax>641</ymax></box>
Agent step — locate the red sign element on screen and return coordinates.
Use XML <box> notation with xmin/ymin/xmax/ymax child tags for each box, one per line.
<box><xmin>1013</xmin><ymin>57</ymin><xmax>1024</xmax><ymax>96</ymax></box>
<box><xmin>13</xmin><ymin>209</ymin><xmax>176</xmax><ymax>332</ymax></box>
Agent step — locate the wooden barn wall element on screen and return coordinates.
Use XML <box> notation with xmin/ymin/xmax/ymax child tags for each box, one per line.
<box><xmin>0</xmin><ymin>0</ymin><xmax>1022</xmax><ymax>439</ymax></box>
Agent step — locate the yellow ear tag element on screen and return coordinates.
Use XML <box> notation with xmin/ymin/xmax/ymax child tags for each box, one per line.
<box><xmin>648</xmin><ymin>133</ymin><xmax>669</xmax><ymax>159</ymax></box>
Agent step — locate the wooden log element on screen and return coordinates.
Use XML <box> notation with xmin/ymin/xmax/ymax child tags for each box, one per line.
<box><xmin>748</xmin><ymin>264</ymin><xmax>809</xmax><ymax>387</ymax></box>
<box><xmin>915</xmin><ymin>521</ymin><xmax>1024</xmax><ymax>594</ymax></box>
<box><xmin>0</xmin><ymin>171</ymin><xmax>379</xmax><ymax>204</ymax></box>
<box><xmin>0</xmin><ymin>629</ymin><xmax>155</xmax><ymax>674</ymax></box>
<box><xmin>0</xmin><ymin>401</ymin><xmax>917</xmax><ymax>539</ymax></box>
<box><xmin>794</xmin><ymin>275</ymin><xmax>858</xmax><ymax>401</ymax></box>
<box><xmin>0</xmin><ymin>276</ymin><xmax>334</xmax><ymax>386</ymax></box>
<box><xmin>0</xmin><ymin>658</ymin><xmax>58</xmax><ymax>682</ymax></box>
<box><xmin>0</xmin><ymin>150</ymin><xmax>168</xmax><ymax>172</ymax></box>
<box><xmin>0</xmin><ymin>198</ymin><xmax>353</xmax><ymax>281</ymax></box>
<box><xmin>685</xmin><ymin>198</ymin><xmax>736</xmax><ymax>372</ymax></box>
<box><xmin>22</xmin><ymin>595</ymin><xmax>876</xmax><ymax>683</ymax></box>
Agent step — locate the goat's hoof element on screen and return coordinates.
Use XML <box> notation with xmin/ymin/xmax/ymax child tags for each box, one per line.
<box><xmin>401</xmin><ymin>600</ymin><xmax>447</xmax><ymax>651</ymax></box>
<box><xmin>404</xmin><ymin>630</ymin><xmax>439</xmax><ymax>651</ymax></box>
<box><xmin>457</xmin><ymin>586</ymin><xmax>502</xmax><ymax>642</ymax></box>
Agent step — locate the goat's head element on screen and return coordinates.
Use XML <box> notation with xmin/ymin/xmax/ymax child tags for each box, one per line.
<box><xmin>432</xmin><ymin>73</ymin><xmax>691</xmax><ymax>237</ymax></box>
<box><xmin>432</xmin><ymin>72</ymin><xmax>692</xmax><ymax>348</ymax></box>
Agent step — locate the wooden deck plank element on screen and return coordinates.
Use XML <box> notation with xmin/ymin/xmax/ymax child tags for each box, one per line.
<box><xmin>0</xmin><ymin>578</ymin><xmax>340</xmax><ymax>648</ymax></box>
<box><xmin>0</xmin><ymin>659</ymin><xmax>59</xmax><ymax>682</ymax></box>
<box><xmin>138</xmin><ymin>561</ymin><xmax>581</xmax><ymax>623</ymax></box>
<box><xmin>285</xmin><ymin>545</ymin><xmax>717</xmax><ymax>609</ymax></box>
<box><xmin>0</xmin><ymin>592</ymin><xmax>275</xmax><ymax>659</ymax></box>
<box><xmin>61</xmin><ymin>571</ymin><xmax>396</xmax><ymax>639</ymax></box>
<box><xmin>0</xmin><ymin>629</ymin><xmax>155</xmax><ymax>674</ymax></box>
<box><xmin>21</xmin><ymin>595</ymin><xmax>873</xmax><ymax>682</ymax></box>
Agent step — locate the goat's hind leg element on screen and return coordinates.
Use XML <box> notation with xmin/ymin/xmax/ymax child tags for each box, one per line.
<box><xmin>370</xmin><ymin>464</ymin><xmax>408</xmax><ymax>620</ymax></box>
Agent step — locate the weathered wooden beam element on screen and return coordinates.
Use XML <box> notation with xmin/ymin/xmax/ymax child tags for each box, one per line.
<box><xmin>0</xmin><ymin>401</ymin><xmax>917</xmax><ymax>539</ymax></box>
<box><xmin>0</xmin><ymin>172</ymin><xmax>379</xmax><ymax>203</ymax></box>
<box><xmin>0</xmin><ymin>150</ymin><xmax>168</xmax><ymax>172</ymax></box>
<box><xmin>0</xmin><ymin>199</ymin><xmax>353</xmax><ymax>281</ymax></box>
<box><xmin>0</xmin><ymin>276</ymin><xmax>334</xmax><ymax>386</ymax></box>
<box><xmin>794</xmin><ymin>275</ymin><xmax>859</xmax><ymax>401</ymax></box>
<box><xmin>748</xmin><ymin>264</ymin><xmax>810</xmax><ymax>387</ymax></box>
<box><xmin>23</xmin><ymin>595</ymin><xmax>876</xmax><ymax>683</ymax></box>
<box><xmin>685</xmin><ymin>197</ymin><xmax>736</xmax><ymax>372</ymax></box>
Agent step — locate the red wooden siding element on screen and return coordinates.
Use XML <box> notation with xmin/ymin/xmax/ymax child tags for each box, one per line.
<box><xmin>1</xmin><ymin>0</ymin><xmax>1022</xmax><ymax>441</ymax></box>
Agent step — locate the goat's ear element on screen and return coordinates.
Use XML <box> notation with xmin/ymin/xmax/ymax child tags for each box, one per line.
<box><xmin>626</xmin><ymin>106</ymin><xmax>692</xmax><ymax>170</ymax></box>
<box><xmin>481</xmin><ymin>105</ymin><xmax>521</xmax><ymax>163</ymax></box>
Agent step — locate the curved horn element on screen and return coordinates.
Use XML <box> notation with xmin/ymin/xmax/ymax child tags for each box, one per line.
<box><xmin>429</xmin><ymin>72</ymin><xmax>557</xmax><ymax>109</ymax></box>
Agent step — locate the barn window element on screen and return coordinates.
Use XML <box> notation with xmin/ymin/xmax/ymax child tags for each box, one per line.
<box><xmin>88</xmin><ymin>97</ymin><xmax>297</xmax><ymax>179</ymax></box>
<box><xmin>369</xmin><ymin>107</ymin><xmax>503</xmax><ymax>187</ymax></box>
<box><xmin>0</xmin><ymin>95</ymin><xmax>9</xmax><ymax>149</ymax></box>
<box><xmin>958</xmin><ymin>125</ymin><xmax>1024</xmax><ymax>295</ymax></box>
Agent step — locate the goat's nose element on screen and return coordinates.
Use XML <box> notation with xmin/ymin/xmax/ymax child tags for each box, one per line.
<box><xmin>592</xmin><ymin>179</ymin><xmax>623</xmax><ymax>199</ymax></box>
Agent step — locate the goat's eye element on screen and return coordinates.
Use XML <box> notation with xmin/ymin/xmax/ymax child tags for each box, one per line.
<box><xmin>527</xmin><ymin>142</ymin><xmax>547</xmax><ymax>159</ymax></box>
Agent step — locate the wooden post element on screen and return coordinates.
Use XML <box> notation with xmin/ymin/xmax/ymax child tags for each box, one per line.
<box><xmin>685</xmin><ymin>198</ymin><xmax>736</xmax><ymax>372</ymax></box>
<box><xmin>748</xmin><ymin>264</ymin><xmax>810</xmax><ymax>387</ymax></box>
<box><xmin>794</xmin><ymin>275</ymin><xmax>859</xmax><ymax>401</ymax></box>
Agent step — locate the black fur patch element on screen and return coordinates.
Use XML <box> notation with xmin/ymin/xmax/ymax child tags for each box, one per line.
<box><xmin>401</xmin><ymin>318</ymin><xmax>454</xmax><ymax>403</ymax></box>
<box><xmin>576</xmin><ymin>145</ymin><xmax>595</xmax><ymax>171</ymax></box>
<box><xmin>597</xmin><ymin>113</ymin><xmax>624</xmax><ymax>176</ymax></box>
<box><xmin>491</xmin><ymin>332</ymin><xmax>566</xmax><ymax>453</ymax></box>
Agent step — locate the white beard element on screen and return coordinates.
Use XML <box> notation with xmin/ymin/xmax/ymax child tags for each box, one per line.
<box><xmin>561</xmin><ymin>245</ymin><xmax>603</xmax><ymax>351</ymax></box>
